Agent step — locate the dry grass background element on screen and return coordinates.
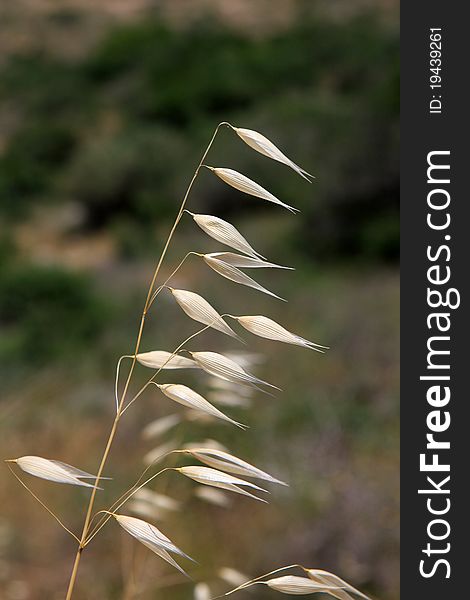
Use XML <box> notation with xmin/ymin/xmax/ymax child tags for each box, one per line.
<box><xmin>0</xmin><ymin>1</ymin><xmax>398</xmax><ymax>598</ymax></box>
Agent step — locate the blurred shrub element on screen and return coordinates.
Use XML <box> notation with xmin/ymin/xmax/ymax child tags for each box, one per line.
<box><xmin>0</xmin><ymin>121</ymin><xmax>76</xmax><ymax>218</ymax></box>
<box><xmin>0</xmin><ymin>16</ymin><xmax>398</xmax><ymax>261</ymax></box>
<box><xmin>0</xmin><ymin>265</ymin><xmax>107</xmax><ymax>364</ymax></box>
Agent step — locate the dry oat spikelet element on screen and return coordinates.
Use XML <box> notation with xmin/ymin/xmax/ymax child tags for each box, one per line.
<box><xmin>232</xmin><ymin>315</ymin><xmax>328</xmax><ymax>351</ymax></box>
<box><xmin>178</xmin><ymin>466</ymin><xmax>268</xmax><ymax>502</ymax></box>
<box><xmin>219</xmin><ymin>567</ymin><xmax>251</xmax><ymax>587</ymax></box>
<box><xmin>156</xmin><ymin>383</ymin><xmax>246</xmax><ymax>429</ymax></box>
<box><xmin>12</xmin><ymin>456</ymin><xmax>109</xmax><ymax>489</ymax></box>
<box><xmin>195</xmin><ymin>486</ymin><xmax>232</xmax><ymax>507</ymax></box>
<box><xmin>207</xmin><ymin>166</ymin><xmax>299</xmax><ymax>213</ymax></box>
<box><xmin>168</xmin><ymin>288</ymin><xmax>241</xmax><ymax>341</ymax></box>
<box><xmin>188</xmin><ymin>212</ymin><xmax>264</xmax><ymax>259</ymax></box>
<box><xmin>189</xmin><ymin>351</ymin><xmax>279</xmax><ymax>392</ymax></box>
<box><xmin>233</xmin><ymin>126</ymin><xmax>313</xmax><ymax>181</ymax></box>
<box><xmin>134</xmin><ymin>489</ymin><xmax>181</xmax><ymax>512</ymax></box>
<box><xmin>143</xmin><ymin>441</ymin><xmax>178</xmax><ymax>466</ymax></box>
<box><xmin>265</xmin><ymin>574</ymin><xmax>343</xmax><ymax>595</ymax></box>
<box><xmin>113</xmin><ymin>514</ymin><xmax>192</xmax><ymax>576</ymax></box>
<box><xmin>305</xmin><ymin>569</ymin><xmax>371</xmax><ymax>600</ymax></box>
<box><xmin>207</xmin><ymin>252</ymin><xmax>293</xmax><ymax>270</ymax></box>
<box><xmin>194</xmin><ymin>582</ymin><xmax>211</xmax><ymax>600</ymax></box>
<box><xmin>186</xmin><ymin>448</ymin><xmax>287</xmax><ymax>486</ymax></box>
<box><xmin>141</xmin><ymin>414</ymin><xmax>181</xmax><ymax>440</ymax></box>
<box><xmin>203</xmin><ymin>253</ymin><xmax>285</xmax><ymax>300</ymax></box>
<box><xmin>137</xmin><ymin>350</ymin><xmax>198</xmax><ymax>370</ymax></box>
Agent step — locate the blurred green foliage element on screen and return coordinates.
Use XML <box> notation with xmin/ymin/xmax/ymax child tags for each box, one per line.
<box><xmin>0</xmin><ymin>15</ymin><xmax>398</xmax><ymax>259</ymax></box>
<box><xmin>0</xmin><ymin>264</ymin><xmax>106</xmax><ymax>364</ymax></box>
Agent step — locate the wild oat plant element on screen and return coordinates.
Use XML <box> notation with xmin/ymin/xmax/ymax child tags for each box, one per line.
<box><xmin>6</xmin><ymin>123</ymin><xmax>372</xmax><ymax>599</ymax></box>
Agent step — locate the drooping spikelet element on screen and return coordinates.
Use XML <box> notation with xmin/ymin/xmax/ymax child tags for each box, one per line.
<box><xmin>177</xmin><ymin>466</ymin><xmax>268</xmax><ymax>502</ymax></box>
<box><xmin>11</xmin><ymin>456</ymin><xmax>109</xmax><ymax>489</ymax></box>
<box><xmin>207</xmin><ymin>252</ymin><xmax>292</xmax><ymax>270</ymax></box>
<box><xmin>113</xmin><ymin>514</ymin><xmax>192</xmax><ymax>576</ymax></box>
<box><xmin>155</xmin><ymin>383</ymin><xmax>246</xmax><ymax>429</ymax></box>
<box><xmin>233</xmin><ymin>126</ymin><xmax>314</xmax><ymax>181</ymax></box>
<box><xmin>207</xmin><ymin>167</ymin><xmax>299</xmax><ymax>213</ymax></box>
<box><xmin>232</xmin><ymin>315</ymin><xmax>328</xmax><ymax>351</ymax></box>
<box><xmin>137</xmin><ymin>350</ymin><xmax>198</xmax><ymax>370</ymax></box>
<box><xmin>203</xmin><ymin>254</ymin><xmax>285</xmax><ymax>301</ymax></box>
<box><xmin>188</xmin><ymin>212</ymin><xmax>264</xmax><ymax>259</ymax></box>
<box><xmin>189</xmin><ymin>351</ymin><xmax>279</xmax><ymax>392</ymax></box>
<box><xmin>168</xmin><ymin>288</ymin><xmax>241</xmax><ymax>341</ymax></box>
<box><xmin>185</xmin><ymin>448</ymin><xmax>286</xmax><ymax>486</ymax></box>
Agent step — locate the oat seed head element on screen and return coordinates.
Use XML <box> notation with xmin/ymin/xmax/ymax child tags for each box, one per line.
<box><xmin>188</xmin><ymin>212</ymin><xmax>264</xmax><ymax>259</ymax></box>
<box><xmin>13</xmin><ymin>456</ymin><xmax>110</xmax><ymax>489</ymax></box>
<box><xmin>113</xmin><ymin>514</ymin><xmax>192</xmax><ymax>576</ymax></box>
<box><xmin>178</xmin><ymin>466</ymin><xmax>268</xmax><ymax>502</ymax></box>
<box><xmin>189</xmin><ymin>351</ymin><xmax>280</xmax><ymax>392</ymax></box>
<box><xmin>194</xmin><ymin>582</ymin><xmax>212</xmax><ymax>600</ymax></box>
<box><xmin>203</xmin><ymin>254</ymin><xmax>286</xmax><ymax>301</ymax></box>
<box><xmin>195</xmin><ymin>486</ymin><xmax>232</xmax><ymax>507</ymax></box>
<box><xmin>207</xmin><ymin>167</ymin><xmax>299</xmax><ymax>213</ymax></box>
<box><xmin>137</xmin><ymin>350</ymin><xmax>199</xmax><ymax>370</ymax></box>
<box><xmin>304</xmin><ymin>569</ymin><xmax>371</xmax><ymax>600</ymax></box>
<box><xmin>265</xmin><ymin>574</ymin><xmax>344</xmax><ymax>595</ymax></box>
<box><xmin>169</xmin><ymin>288</ymin><xmax>242</xmax><ymax>342</ymax></box>
<box><xmin>233</xmin><ymin>126</ymin><xmax>314</xmax><ymax>182</ymax></box>
<box><xmin>156</xmin><ymin>383</ymin><xmax>247</xmax><ymax>429</ymax></box>
<box><xmin>233</xmin><ymin>315</ymin><xmax>328</xmax><ymax>351</ymax></box>
<box><xmin>207</xmin><ymin>252</ymin><xmax>293</xmax><ymax>270</ymax></box>
<box><xmin>186</xmin><ymin>448</ymin><xmax>287</xmax><ymax>486</ymax></box>
<box><xmin>141</xmin><ymin>414</ymin><xmax>182</xmax><ymax>440</ymax></box>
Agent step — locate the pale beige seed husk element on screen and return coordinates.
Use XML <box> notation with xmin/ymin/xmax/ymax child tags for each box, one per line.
<box><xmin>191</xmin><ymin>213</ymin><xmax>263</xmax><ymax>259</ymax></box>
<box><xmin>114</xmin><ymin>514</ymin><xmax>190</xmax><ymax>559</ymax></box>
<box><xmin>266</xmin><ymin>575</ymin><xmax>342</xmax><ymax>595</ymax></box>
<box><xmin>224</xmin><ymin>351</ymin><xmax>265</xmax><ymax>368</ymax></box>
<box><xmin>169</xmin><ymin>288</ymin><xmax>241</xmax><ymax>341</ymax></box>
<box><xmin>187</xmin><ymin>448</ymin><xmax>287</xmax><ymax>486</ymax></box>
<box><xmin>235</xmin><ymin>315</ymin><xmax>327</xmax><ymax>351</ymax></box>
<box><xmin>194</xmin><ymin>583</ymin><xmax>211</xmax><ymax>600</ymax></box>
<box><xmin>143</xmin><ymin>441</ymin><xmax>178</xmax><ymax>466</ymax></box>
<box><xmin>234</xmin><ymin>127</ymin><xmax>313</xmax><ymax>181</ymax></box>
<box><xmin>190</xmin><ymin>351</ymin><xmax>279</xmax><ymax>392</ymax></box>
<box><xmin>134</xmin><ymin>489</ymin><xmax>181</xmax><ymax>512</ymax></box>
<box><xmin>207</xmin><ymin>374</ymin><xmax>255</xmax><ymax>395</ymax></box>
<box><xmin>15</xmin><ymin>456</ymin><xmax>107</xmax><ymax>489</ymax></box>
<box><xmin>305</xmin><ymin>570</ymin><xmax>371</xmax><ymax>600</ymax></box>
<box><xmin>178</xmin><ymin>466</ymin><xmax>268</xmax><ymax>502</ymax></box>
<box><xmin>184</xmin><ymin>439</ymin><xmax>228</xmax><ymax>452</ymax></box>
<box><xmin>218</xmin><ymin>567</ymin><xmax>251</xmax><ymax>587</ymax></box>
<box><xmin>207</xmin><ymin>391</ymin><xmax>252</xmax><ymax>409</ymax></box>
<box><xmin>128</xmin><ymin>499</ymin><xmax>164</xmax><ymax>521</ymax></box>
<box><xmin>203</xmin><ymin>254</ymin><xmax>285</xmax><ymax>301</ymax></box>
<box><xmin>209</xmin><ymin>167</ymin><xmax>299</xmax><ymax>213</ymax></box>
<box><xmin>141</xmin><ymin>414</ymin><xmax>181</xmax><ymax>440</ymax></box>
<box><xmin>157</xmin><ymin>383</ymin><xmax>246</xmax><ymax>429</ymax></box>
<box><xmin>137</xmin><ymin>350</ymin><xmax>198</xmax><ymax>370</ymax></box>
<box><xmin>195</xmin><ymin>486</ymin><xmax>232</xmax><ymax>507</ymax></box>
<box><xmin>207</xmin><ymin>252</ymin><xmax>293</xmax><ymax>270</ymax></box>
<box><xmin>114</xmin><ymin>514</ymin><xmax>191</xmax><ymax>575</ymax></box>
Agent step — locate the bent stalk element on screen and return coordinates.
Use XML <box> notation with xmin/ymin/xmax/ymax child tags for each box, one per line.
<box><xmin>64</xmin><ymin>123</ymin><xmax>227</xmax><ymax>600</ymax></box>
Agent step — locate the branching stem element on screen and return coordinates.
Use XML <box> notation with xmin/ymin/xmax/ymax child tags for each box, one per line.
<box><xmin>64</xmin><ymin>122</ymin><xmax>228</xmax><ymax>600</ymax></box>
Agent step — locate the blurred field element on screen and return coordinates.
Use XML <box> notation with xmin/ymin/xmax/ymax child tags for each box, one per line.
<box><xmin>0</xmin><ymin>2</ymin><xmax>399</xmax><ymax>599</ymax></box>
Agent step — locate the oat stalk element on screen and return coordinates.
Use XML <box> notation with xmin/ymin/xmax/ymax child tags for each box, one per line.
<box><xmin>63</xmin><ymin>122</ymin><xmax>229</xmax><ymax>600</ymax></box>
